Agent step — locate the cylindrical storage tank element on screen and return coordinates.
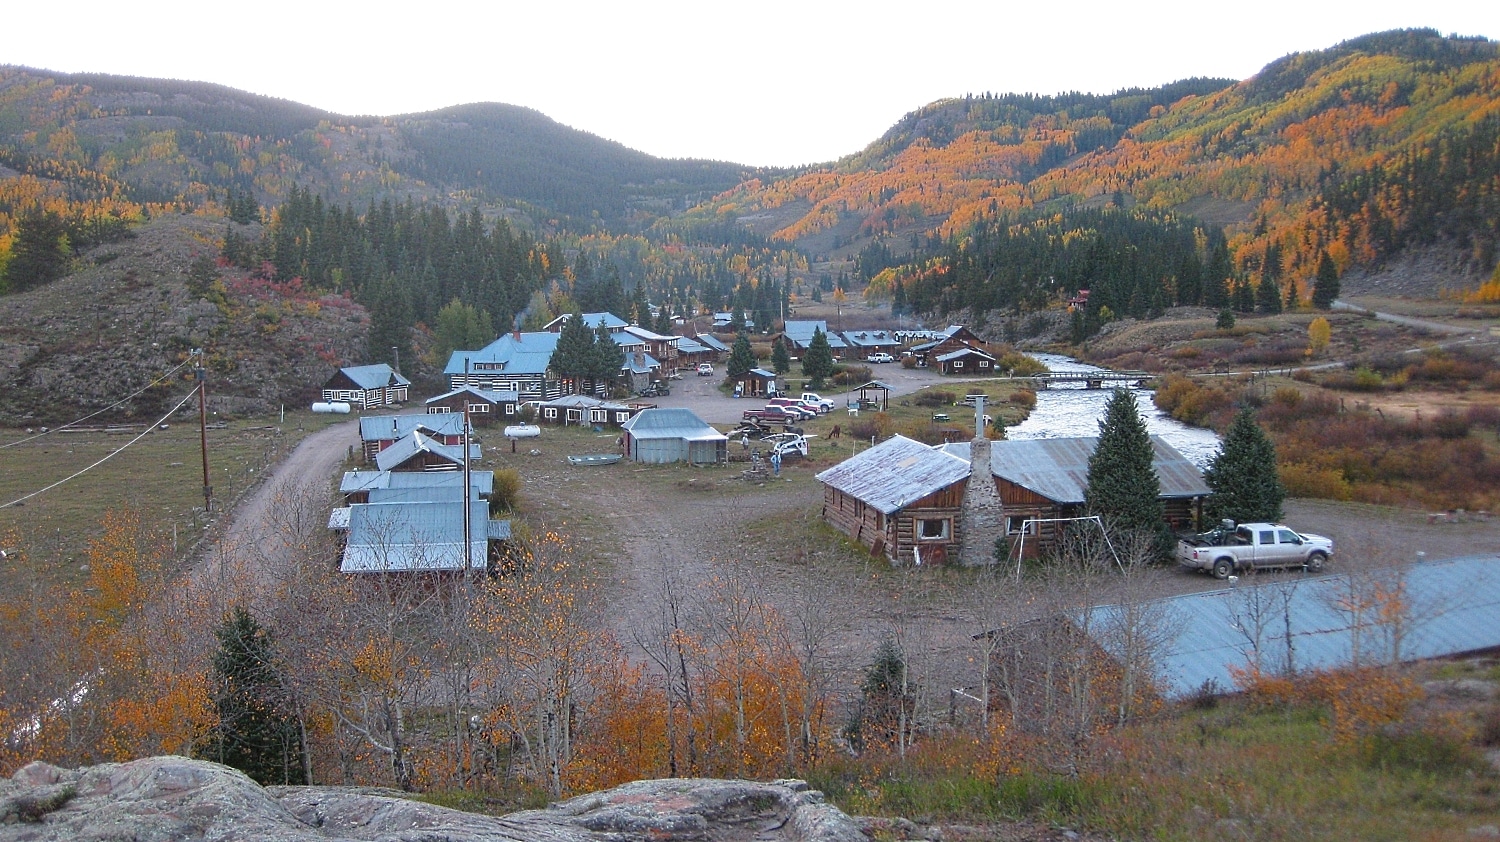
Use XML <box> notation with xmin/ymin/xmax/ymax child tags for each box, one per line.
<box><xmin>312</xmin><ymin>401</ymin><xmax>352</xmax><ymax>414</ymax></box>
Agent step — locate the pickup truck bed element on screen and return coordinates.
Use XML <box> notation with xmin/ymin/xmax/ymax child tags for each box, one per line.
<box><xmin>1178</xmin><ymin>522</ymin><xmax>1333</xmax><ymax>579</ymax></box>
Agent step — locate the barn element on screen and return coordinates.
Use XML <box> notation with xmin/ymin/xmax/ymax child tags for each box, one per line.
<box><xmin>816</xmin><ymin>435</ymin><xmax>972</xmax><ymax>566</ymax></box>
<box><xmin>620</xmin><ymin>408</ymin><xmax>727</xmax><ymax>465</ymax></box>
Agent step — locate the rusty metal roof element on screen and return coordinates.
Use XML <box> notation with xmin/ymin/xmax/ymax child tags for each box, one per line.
<box><xmin>816</xmin><ymin>434</ymin><xmax>971</xmax><ymax>514</ymax></box>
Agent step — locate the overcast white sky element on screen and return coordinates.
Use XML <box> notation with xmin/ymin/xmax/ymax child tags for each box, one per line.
<box><xmin>6</xmin><ymin>2</ymin><xmax>1496</xmax><ymax>167</ymax></box>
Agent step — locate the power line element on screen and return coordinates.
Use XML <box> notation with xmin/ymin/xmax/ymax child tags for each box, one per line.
<box><xmin>0</xmin><ymin>389</ymin><xmax>199</xmax><ymax>511</ymax></box>
<box><xmin>0</xmin><ymin>358</ymin><xmax>193</xmax><ymax>450</ymax></box>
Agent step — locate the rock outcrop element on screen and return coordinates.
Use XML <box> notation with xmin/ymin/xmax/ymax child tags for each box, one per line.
<box><xmin>0</xmin><ymin>755</ymin><xmax>865</xmax><ymax>842</ymax></box>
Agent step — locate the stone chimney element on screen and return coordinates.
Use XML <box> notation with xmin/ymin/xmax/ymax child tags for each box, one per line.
<box><xmin>959</xmin><ymin>396</ymin><xmax>1005</xmax><ymax>567</ymax></box>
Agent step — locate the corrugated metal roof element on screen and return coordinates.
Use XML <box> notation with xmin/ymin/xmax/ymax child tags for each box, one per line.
<box><xmin>816</xmin><ymin>434</ymin><xmax>971</xmax><ymax>514</ymax></box>
<box><xmin>621</xmin><ymin>408</ymin><xmax>726</xmax><ymax>441</ymax></box>
<box><xmin>424</xmin><ymin>386</ymin><xmax>519</xmax><ymax>405</ymax></box>
<box><xmin>342</xmin><ymin>500</ymin><xmax>498</xmax><ymax>572</ymax></box>
<box><xmin>360</xmin><ymin>413</ymin><xmax>467</xmax><ymax>442</ymax></box>
<box><xmin>327</xmin><ymin>507</ymin><xmax>351</xmax><ymax>530</ymax></box>
<box><xmin>783</xmin><ymin>320</ymin><xmax>849</xmax><ymax>348</ymax></box>
<box><xmin>542</xmin><ymin>395</ymin><xmax>631</xmax><ymax>411</ymax></box>
<box><xmin>695</xmin><ymin>334</ymin><xmax>731</xmax><ymax>352</ymax></box>
<box><xmin>1086</xmin><ymin>555</ymin><xmax>1500</xmax><ymax>698</ymax></box>
<box><xmin>374</xmin><ymin>431</ymin><xmax>476</xmax><ymax>472</ymax></box>
<box><xmin>675</xmin><ymin>337</ymin><xmax>709</xmax><ymax>354</ymax></box>
<box><xmin>841</xmin><ymin>330</ymin><xmax>901</xmax><ymax>348</ymax></box>
<box><xmin>368</xmin><ymin>486</ymin><xmax>468</xmax><ymax>504</ymax></box>
<box><xmin>341</xmin><ymin>470</ymin><xmax>494</xmax><ymax>496</ymax></box>
<box><xmin>947</xmin><ymin>436</ymin><xmax>1208</xmax><ymax>504</ymax></box>
<box><xmin>339</xmin><ymin>364</ymin><xmax>410</xmax><ymax>390</ymax></box>
<box><xmin>936</xmin><ymin>346</ymin><xmax>997</xmax><ymax>363</ymax></box>
<box><xmin>444</xmin><ymin>332</ymin><xmax>560</xmax><ymax>376</ymax></box>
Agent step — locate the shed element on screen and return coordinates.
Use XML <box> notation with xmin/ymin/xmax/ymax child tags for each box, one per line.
<box><xmin>340</xmin><ymin>469</ymin><xmax>493</xmax><ymax>504</ymax></box>
<box><xmin>537</xmin><ymin>394</ymin><xmax>637</xmax><ymax>427</ymax></box>
<box><xmin>359</xmin><ymin>413</ymin><xmax>469</xmax><ymax>461</ymax></box>
<box><xmin>374</xmin><ymin>430</ymin><xmax>479</xmax><ymax>473</ymax></box>
<box><xmin>621</xmin><ymin>408</ymin><xmax>727</xmax><ymax>465</ymax></box>
<box><xmin>816</xmin><ymin>434</ymin><xmax>971</xmax><ymax>566</ymax></box>
<box><xmin>935</xmin><ymin>346</ymin><xmax>997</xmax><ymax>376</ymax></box>
<box><xmin>733</xmin><ymin>367</ymin><xmax>779</xmax><ymax>398</ymax></box>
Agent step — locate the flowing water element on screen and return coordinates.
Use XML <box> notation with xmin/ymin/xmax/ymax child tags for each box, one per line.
<box><xmin>1006</xmin><ymin>353</ymin><xmax>1222</xmax><ymax>468</ymax></box>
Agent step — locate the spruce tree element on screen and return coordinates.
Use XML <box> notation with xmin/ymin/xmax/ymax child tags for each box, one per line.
<box><xmin>3</xmin><ymin>209</ymin><xmax>71</xmax><ymax>292</ymax></box>
<box><xmin>1204</xmin><ymin>408</ymin><xmax>1285</xmax><ymax>524</ymax></box>
<box><xmin>727</xmin><ymin>332</ymin><xmax>756</xmax><ymax>378</ymax></box>
<box><xmin>801</xmin><ymin>327</ymin><xmax>836</xmax><ymax>387</ymax></box>
<box><xmin>1312</xmin><ymin>251</ymin><xmax>1341</xmax><ymax>309</ymax></box>
<box><xmin>550</xmin><ymin>310</ymin><xmax>595</xmax><ymax>388</ymax></box>
<box><xmin>771</xmin><ymin>338</ymin><xmax>791</xmax><ymax>375</ymax></box>
<box><xmin>198</xmin><ymin>607</ymin><xmax>305</xmax><ymax>785</ymax></box>
<box><xmin>590</xmin><ymin>324</ymin><xmax>624</xmax><ymax>386</ymax></box>
<box><xmin>1255</xmin><ymin>275</ymin><xmax>1283</xmax><ymax>314</ymax></box>
<box><xmin>1086</xmin><ymin>388</ymin><xmax>1165</xmax><ymax>550</ymax></box>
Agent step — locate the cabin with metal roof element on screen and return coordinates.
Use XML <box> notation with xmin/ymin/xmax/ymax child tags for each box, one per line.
<box><xmin>942</xmin><ymin>436</ymin><xmax>1209</xmax><ymax>558</ymax></box>
<box><xmin>620</xmin><ymin>408</ymin><xmax>727</xmax><ymax>465</ymax></box>
<box><xmin>423</xmin><ymin>387</ymin><xmax>519</xmax><ymax>426</ymax></box>
<box><xmin>778</xmin><ymin>320</ymin><xmax>848</xmax><ymax>358</ymax></box>
<box><xmin>359</xmin><ymin>414</ymin><xmax>469</xmax><ymax>461</ymax></box>
<box><xmin>445</xmin><ymin>331</ymin><xmax>562</xmax><ymax>400</ymax></box>
<box><xmin>732</xmin><ymin>367</ymin><xmax>779</xmax><ymax>398</ymax></box>
<box><xmin>840</xmin><ymin>329</ymin><xmax>903</xmax><ymax>358</ymax></box>
<box><xmin>537</xmin><ymin>394</ymin><xmax>638</xmax><ymax>427</ymax></box>
<box><xmin>322</xmin><ymin>364</ymin><xmax>410</xmax><ymax>409</ymax></box>
<box><xmin>374</xmin><ymin>430</ymin><xmax>480</xmax><ymax>473</ymax></box>
<box><xmin>816</xmin><ymin>434</ymin><xmax>972</xmax><ymax>566</ymax></box>
<box><xmin>935</xmin><ymin>346</ymin><xmax>998</xmax><ymax>376</ymax></box>
<box><xmin>542</xmin><ymin>312</ymin><xmax>630</xmax><ymax>333</ymax></box>
<box><xmin>336</xmin><ymin>499</ymin><xmax>511</xmax><ymax>574</ymax></box>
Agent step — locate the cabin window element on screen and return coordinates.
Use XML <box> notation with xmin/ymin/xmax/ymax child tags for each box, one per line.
<box><xmin>918</xmin><ymin>518</ymin><xmax>950</xmax><ymax>540</ymax></box>
<box><xmin>1006</xmin><ymin>516</ymin><xmax>1036</xmax><ymax>535</ymax></box>
<box><xmin>504</xmin><ymin>404</ymin><xmax>516</xmax><ymax>415</ymax></box>
<box><xmin>590</xmin><ymin>409</ymin><xmax>606</xmax><ymax>422</ymax></box>
<box><xmin>544</xmin><ymin>408</ymin><xmax>558</xmax><ymax>420</ymax></box>
<box><xmin>953</xmin><ymin>360</ymin><xmax>964</xmax><ymax>369</ymax></box>
<box><xmin>469</xmin><ymin>403</ymin><xmax>489</xmax><ymax>413</ymax></box>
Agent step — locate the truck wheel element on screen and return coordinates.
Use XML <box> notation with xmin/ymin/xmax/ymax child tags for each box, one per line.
<box><xmin>1305</xmin><ymin>552</ymin><xmax>1327</xmax><ymax>573</ymax></box>
<box><xmin>1212</xmin><ymin>557</ymin><xmax>1234</xmax><ymax>579</ymax></box>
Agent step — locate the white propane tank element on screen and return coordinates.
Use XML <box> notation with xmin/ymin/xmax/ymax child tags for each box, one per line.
<box><xmin>312</xmin><ymin>401</ymin><xmax>352</xmax><ymax>414</ymax></box>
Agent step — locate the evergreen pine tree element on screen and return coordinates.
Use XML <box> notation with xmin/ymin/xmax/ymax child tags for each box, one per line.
<box><xmin>1312</xmin><ymin>251</ymin><xmax>1341</xmax><ymax>309</ymax></box>
<box><xmin>653</xmin><ymin>304</ymin><xmax>674</xmax><ymax>336</ymax></box>
<box><xmin>1255</xmin><ymin>275</ymin><xmax>1283</xmax><ymax>313</ymax></box>
<box><xmin>801</xmin><ymin>327</ymin><xmax>836</xmax><ymax>387</ymax></box>
<box><xmin>590</xmin><ymin>324</ymin><xmax>624</xmax><ymax>388</ymax></box>
<box><xmin>3</xmin><ymin>209</ymin><xmax>71</xmax><ymax>292</ymax></box>
<box><xmin>366</xmin><ymin>274</ymin><xmax>414</xmax><ymax>371</ymax></box>
<box><xmin>550</xmin><ymin>309</ymin><xmax>594</xmax><ymax>389</ymax></box>
<box><xmin>197</xmin><ymin>607</ymin><xmax>305</xmax><ymax>785</ymax></box>
<box><xmin>771</xmin><ymin>338</ymin><xmax>791</xmax><ymax>375</ymax></box>
<box><xmin>1085</xmin><ymin>388</ymin><xmax>1166</xmax><ymax>551</ymax></box>
<box><xmin>727</xmin><ymin>332</ymin><xmax>756</xmax><ymax>378</ymax></box>
<box><xmin>891</xmin><ymin>278</ymin><xmax>907</xmax><ymax>317</ymax></box>
<box><xmin>1204</xmin><ymin>407</ymin><xmax>1285</xmax><ymax>525</ymax></box>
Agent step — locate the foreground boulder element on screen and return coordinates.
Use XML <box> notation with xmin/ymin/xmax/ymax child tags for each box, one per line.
<box><xmin>0</xmin><ymin>755</ymin><xmax>865</xmax><ymax>842</ymax></box>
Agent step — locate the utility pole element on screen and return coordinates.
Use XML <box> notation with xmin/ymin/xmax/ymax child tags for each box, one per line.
<box><xmin>462</xmin><ymin>357</ymin><xmax>473</xmax><ymax>578</ymax></box>
<box><xmin>392</xmin><ymin>346</ymin><xmax>400</xmax><ymax>377</ymax></box>
<box><xmin>195</xmin><ymin>349</ymin><xmax>213</xmax><ymax>513</ymax></box>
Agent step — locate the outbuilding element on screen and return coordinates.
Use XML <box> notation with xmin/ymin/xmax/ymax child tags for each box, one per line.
<box><xmin>322</xmin><ymin>364</ymin><xmax>410</xmax><ymax>409</ymax></box>
<box><xmin>816</xmin><ymin>434</ymin><xmax>972</xmax><ymax>566</ymax></box>
<box><xmin>620</xmin><ymin>408</ymin><xmax>727</xmax><ymax>465</ymax></box>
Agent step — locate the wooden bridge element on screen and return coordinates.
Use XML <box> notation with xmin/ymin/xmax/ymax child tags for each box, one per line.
<box><xmin>1024</xmin><ymin>370</ymin><xmax>1153</xmax><ymax>389</ymax></box>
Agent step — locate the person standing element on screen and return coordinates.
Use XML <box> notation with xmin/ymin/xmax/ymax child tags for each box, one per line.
<box><xmin>770</xmin><ymin>450</ymin><xmax>782</xmax><ymax>477</ymax></box>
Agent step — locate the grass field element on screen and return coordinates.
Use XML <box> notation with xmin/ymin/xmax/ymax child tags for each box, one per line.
<box><xmin>0</xmin><ymin>410</ymin><xmax>346</xmax><ymax>586</ymax></box>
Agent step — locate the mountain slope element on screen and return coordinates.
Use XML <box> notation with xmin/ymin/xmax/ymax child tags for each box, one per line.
<box><xmin>695</xmin><ymin>29</ymin><xmax>1500</xmax><ymax>289</ymax></box>
<box><xmin>0</xmin><ymin>67</ymin><xmax>753</xmax><ymax>230</ymax></box>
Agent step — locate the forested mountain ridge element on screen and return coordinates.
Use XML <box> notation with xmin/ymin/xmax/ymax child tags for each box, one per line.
<box><xmin>0</xmin><ymin>66</ymin><xmax>754</xmax><ymax>232</ymax></box>
<box><xmin>697</xmin><ymin>29</ymin><xmax>1500</xmax><ymax>296</ymax></box>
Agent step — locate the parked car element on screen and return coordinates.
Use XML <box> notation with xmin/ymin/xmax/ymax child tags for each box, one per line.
<box><xmin>697</xmin><ymin>363</ymin><xmax>715</xmax><ymax>376</ymax></box>
<box><xmin>766</xmin><ymin>398</ymin><xmax>818</xmax><ymax>419</ymax></box>
<box><xmin>799</xmin><ymin>392</ymin><xmax>835</xmax><ymax>412</ymax></box>
<box><xmin>868</xmin><ymin>352</ymin><xmax>895</xmax><ymax>363</ymax></box>
<box><xmin>1178</xmin><ymin>521</ymin><xmax>1334</xmax><ymax>578</ymax></box>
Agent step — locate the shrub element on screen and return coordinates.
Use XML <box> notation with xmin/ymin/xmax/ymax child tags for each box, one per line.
<box><xmin>832</xmin><ymin>364</ymin><xmax>872</xmax><ymax>386</ymax></box>
<box><xmin>1009</xmin><ymin>389</ymin><xmax>1037</xmax><ymax>410</ymax></box>
<box><xmin>914</xmin><ymin>390</ymin><xmax>956</xmax><ymax>408</ymax></box>
<box><xmin>1479</xmin><ymin>702</ymin><xmax>1500</xmax><ymax>747</ymax></box>
<box><xmin>1424</xmin><ymin>410</ymin><xmax>1471</xmax><ymax>440</ymax></box>
<box><xmin>901</xmin><ymin>356</ymin><xmax>917</xmax><ymax>369</ymax></box>
<box><xmin>489</xmin><ymin>468</ymin><xmax>523</xmax><ymax>513</ymax></box>
<box><xmin>1279</xmin><ymin>461</ymin><xmax>1353</xmax><ymax>500</ymax></box>
<box><xmin>1361</xmin><ymin>718</ymin><xmax>1482</xmax><ymax>773</ymax></box>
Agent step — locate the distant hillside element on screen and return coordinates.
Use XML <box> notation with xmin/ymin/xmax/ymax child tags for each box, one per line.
<box><xmin>692</xmin><ymin>29</ymin><xmax>1500</xmax><ymax>292</ymax></box>
<box><xmin>0</xmin><ymin>68</ymin><xmax>754</xmax><ymax>231</ymax></box>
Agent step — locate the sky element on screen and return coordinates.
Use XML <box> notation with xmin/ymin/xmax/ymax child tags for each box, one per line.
<box><xmin>5</xmin><ymin>1</ymin><xmax>1497</xmax><ymax>168</ymax></box>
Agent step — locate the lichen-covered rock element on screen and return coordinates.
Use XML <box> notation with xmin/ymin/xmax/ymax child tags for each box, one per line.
<box><xmin>0</xmin><ymin>756</ymin><xmax>865</xmax><ymax>842</ymax></box>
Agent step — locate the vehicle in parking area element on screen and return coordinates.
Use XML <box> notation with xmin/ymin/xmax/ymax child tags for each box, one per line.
<box><xmin>762</xmin><ymin>432</ymin><xmax>816</xmax><ymax>458</ymax></box>
<box><xmin>742</xmin><ymin>406</ymin><xmax>800</xmax><ymax>424</ymax></box>
<box><xmin>799</xmin><ymin>392</ymin><xmax>835</xmax><ymax>412</ymax></box>
<box><xmin>697</xmin><ymin>363</ymin><xmax>715</xmax><ymax>376</ymax></box>
<box><xmin>767</xmin><ymin>397</ymin><xmax>818</xmax><ymax>419</ymax></box>
<box><xmin>1178</xmin><ymin>521</ymin><xmax>1334</xmax><ymax>578</ymax></box>
<box><xmin>867</xmin><ymin>352</ymin><xmax>895</xmax><ymax>363</ymax></box>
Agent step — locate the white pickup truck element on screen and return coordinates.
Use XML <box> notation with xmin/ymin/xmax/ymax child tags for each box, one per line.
<box><xmin>1177</xmin><ymin>522</ymin><xmax>1334</xmax><ymax>579</ymax></box>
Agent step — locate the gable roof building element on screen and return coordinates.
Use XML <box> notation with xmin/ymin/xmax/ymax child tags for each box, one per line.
<box><xmin>620</xmin><ymin>408</ymin><xmax>727</xmax><ymax>465</ymax></box>
<box><xmin>781</xmin><ymin>320</ymin><xmax>848</xmax><ymax>354</ymax></box>
<box><xmin>816</xmin><ymin>435</ymin><xmax>972</xmax><ymax>565</ymax></box>
<box><xmin>322</xmin><ymin>364</ymin><xmax>410</xmax><ymax>409</ymax></box>
<box><xmin>374</xmin><ymin>430</ymin><xmax>480</xmax><ymax>473</ymax></box>
<box><xmin>339</xmin><ymin>499</ymin><xmax>509</xmax><ymax>573</ymax></box>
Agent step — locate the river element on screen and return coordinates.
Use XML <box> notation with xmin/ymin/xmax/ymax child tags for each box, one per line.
<box><xmin>1007</xmin><ymin>353</ymin><xmax>1222</xmax><ymax>468</ymax></box>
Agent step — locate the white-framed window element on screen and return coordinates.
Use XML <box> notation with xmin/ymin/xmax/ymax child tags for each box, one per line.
<box><xmin>590</xmin><ymin>409</ymin><xmax>606</xmax><ymax>422</ymax></box>
<box><xmin>918</xmin><ymin>518</ymin><xmax>950</xmax><ymax>541</ymax></box>
<box><xmin>953</xmin><ymin>360</ymin><xmax>964</xmax><ymax>368</ymax></box>
<box><xmin>504</xmin><ymin>404</ymin><xmax>516</xmax><ymax>415</ymax></box>
<box><xmin>429</xmin><ymin>406</ymin><xmax>450</xmax><ymax>414</ymax></box>
<box><xmin>469</xmin><ymin>403</ymin><xmax>490</xmax><ymax>413</ymax></box>
<box><xmin>1006</xmin><ymin>516</ymin><xmax>1036</xmax><ymax>535</ymax></box>
<box><xmin>544</xmin><ymin>408</ymin><xmax>558</xmax><ymax>419</ymax></box>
